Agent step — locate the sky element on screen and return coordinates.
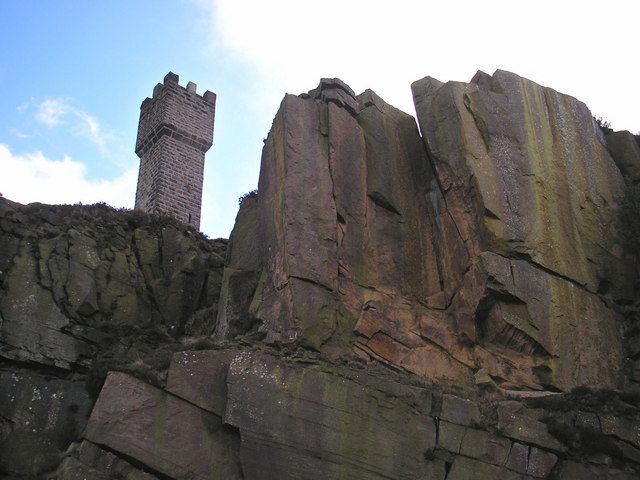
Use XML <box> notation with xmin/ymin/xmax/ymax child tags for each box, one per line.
<box><xmin>0</xmin><ymin>0</ymin><xmax>638</xmax><ymax>238</ymax></box>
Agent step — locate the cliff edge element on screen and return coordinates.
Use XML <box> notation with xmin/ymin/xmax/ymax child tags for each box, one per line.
<box><xmin>1</xmin><ymin>70</ymin><xmax>640</xmax><ymax>479</ymax></box>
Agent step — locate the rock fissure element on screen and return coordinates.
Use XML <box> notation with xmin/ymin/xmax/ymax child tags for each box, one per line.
<box><xmin>1</xmin><ymin>69</ymin><xmax>639</xmax><ymax>479</ymax></box>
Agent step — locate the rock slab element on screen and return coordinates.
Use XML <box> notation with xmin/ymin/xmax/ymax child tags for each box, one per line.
<box><xmin>224</xmin><ymin>351</ymin><xmax>436</xmax><ymax>480</ymax></box>
<box><xmin>84</xmin><ymin>372</ymin><xmax>242</xmax><ymax>480</ymax></box>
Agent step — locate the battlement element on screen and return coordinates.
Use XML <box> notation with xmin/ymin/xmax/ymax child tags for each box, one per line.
<box><xmin>134</xmin><ymin>72</ymin><xmax>216</xmax><ymax>230</ymax></box>
<box><xmin>135</xmin><ymin>72</ymin><xmax>216</xmax><ymax>157</ymax></box>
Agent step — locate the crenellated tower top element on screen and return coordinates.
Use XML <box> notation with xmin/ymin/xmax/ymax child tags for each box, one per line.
<box><xmin>134</xmin><ymin>72</ymin><xmax>216</xmax><ymax>229</ymax></box>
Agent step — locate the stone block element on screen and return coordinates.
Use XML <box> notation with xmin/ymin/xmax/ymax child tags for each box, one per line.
<box><xmin>440</xmin><ymin>393</ymin><xmax>482</xmax><ymax>426</ymax></box>
<box><xmin>55</xmin><ymin>441</ymin><xmax>158</xmax><ymax>480</ymax></box>
<box><xmin>505</xmin><ymin>442</ymin><xmax>529</xmax><ymax>474</ymax></box>
<box><xmin>497</xmin><ymin>403</ymin><xmax>566</xmax><ymax>452</ymax></box>
<box><xmin>166</xmin><ymin>349</ymin><xmax>237</xmax><ymax>415</ymax></box>
<box><xmin>447</xmin><ymin>456</ymin><xmax>522</xmax><ymax>480</ymax></box>
<box><xmin>460</xmin><ymin>428</ymin><xmax>511</xmax><ymax>466</ymax></box>
<box><xmin>84</xmin><ymin>372</ymin><xmax>242</xmax><ymax>480</ymax></box>
<box><xmin>526</xmin><ymin>447</ymin><xmax>557</xmax><ymax>477</ymax></box>
<box><xmin>600</xmin><ymin>415</ymin><xmax>640</xmax><ymax>448</ymax></box>
<box><xmin>438</xmin><ymin>421</ymin><xmax>466</xmax><ymax>454</ymax></box>
<box><xmin>224</xmin><ymin>351</ymin><xmax>436</xmax><ymax>480</ymax></box>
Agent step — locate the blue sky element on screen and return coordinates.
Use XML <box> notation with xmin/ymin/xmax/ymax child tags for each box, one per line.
<box><xmin>1</xmin><ymin>0</ymin><xmax>638</xmax><ymax>238</ymax></box>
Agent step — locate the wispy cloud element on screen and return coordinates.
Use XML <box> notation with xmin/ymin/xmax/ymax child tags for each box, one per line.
<box><xmin>24</xmin><ymin>97</ymin><xmax>114</xmax><ymax>155</ymax></box>
<box><xmin>0</xmin><ymin>144</ymin><xmax>136</xmax><ymax>207</ymax></box>
<box><xmin>35</xmin><ymin>98</ymin><xmax>71</xmax><ymax>126</ymax></box>
<box><xmin>10</xmin><ymin>128</ymin><xmax>32</xmax><ymax>139</ymax></box>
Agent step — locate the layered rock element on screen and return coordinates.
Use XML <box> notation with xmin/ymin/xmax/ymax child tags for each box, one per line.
<box><xmin>84</xmin><ymin>372</ymin><xmax>242</xmax><ymax>480</ymax></box>
<box><xmin>0</xmin><ymin>199</ymin><xmax>227</xmax><ymax>478</ymax></box>
<box><xmin>0</xmin><ymin>199</ymin><xmax>226</xmax><ymax>372</ymax></box>
<box><xmin>78</xmin><ymin>347</ymin><xmax>640</xmax><ymax>480</ymax></box>
<box><xmin>1</xmin><ymin>69</ymin><xmax>639</xmax><ymax>479</ymax></box>
<box><xmin>218</xmin><ymin>71</ymin><xmax>635</xmax><ymax>392</ymax></box>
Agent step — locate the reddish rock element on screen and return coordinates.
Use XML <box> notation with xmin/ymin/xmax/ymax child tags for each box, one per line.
<box><xmin>220</xmin><ymin>71</ymin><xmax>630</xmax><ymax>392</ymax></box>
<box><xmin>84</xmin><ymin>372</ymin><xmax>242</xmax><ymax>480</ymax></box>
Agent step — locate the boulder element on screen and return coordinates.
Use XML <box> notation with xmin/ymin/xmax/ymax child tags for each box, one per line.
<box><xmin>84</xmin><ymin>372</ymin><xmax>242</xmax><ymax>480</ymax></box>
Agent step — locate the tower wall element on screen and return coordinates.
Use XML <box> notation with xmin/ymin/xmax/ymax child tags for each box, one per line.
<box><xmin>134</xmin><ymin>72</ymin><xmax>216</xmax><ymax>229</ymax></box>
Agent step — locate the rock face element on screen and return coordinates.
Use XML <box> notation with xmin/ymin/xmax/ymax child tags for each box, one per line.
<box><xmin>0</xmin><ymin>200</ymin><xmax>226</xmax><ymax>478</ymax></box>
<box><xmin>0</xmin><ymin>370</ymin><xmax>93</xmax><ymax>476</ymax></box>
<box><xmin>223</xmin><ymin>351</ymin><xmax>435</xmax><ymax>480</ymax></box>
<box><xmin>0</xmin><ymin>200</ymin><xmax>226</xmax><ymax>372</ymax></box>
<box><xmin>1</xmin><ymin>69</ymin><xmax>639</xmax><ymax>480</ymax></box>
<box><xmin>77</xmin><ymin>347</ymin><xmax>640</xmax><ymax>480</ymax></box>
<box><xmin>607</xmin><ymin>130</ymin><xmax>640</xmax><ymax>184</ymax></box>
<box><xmin>218</xmin><ymin>71</ymin><xmax>637</xmax><ymax>392</ymax></box>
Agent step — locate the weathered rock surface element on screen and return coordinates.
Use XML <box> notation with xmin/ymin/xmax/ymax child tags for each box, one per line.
<box><xmin>0</xmin><ymin>200</ymin><xmax>226</xmax><ymax>372</ymax></box>
<box><xmin>166</xmin><ymin>348</ymin><xmax>238</xmax><ymax>415</ymax></box>
<box><xmin>218</xmin><ymin>71</ymin><xmax>635</xmax><ymax>393</ymax></box>
<box><xmin>54</xmin><ymin>440</ymin><xmax>159</xmax><ymax>480</ymax></box>
<box><xmin>224</xmin><ymin>350</ymin><xmax>436</xmax><ymax>480</ymax></box>
<box><xmin>411</xmin><ymin>70</ymin><xmax>633</xmax><ymax>390</ymax></box>
<box><xmin>84</xmin><ymin>372</ymin><xmax>242</xmax><ymax>480</ymax></box>
<box><xmin>1</xmin><ymin>69</ymin><xmax>639</xmax><ymax>480</ymax></box>
<box><xmin>0</xmin><ymin>199</ymin><xmax>228</xmax><ymax>478</ymax></box>
<box><xmin>217</xmin><ymin>80</ymin><xmax>459</xmax><ymax>354</ymax></box>
<box><xmin>607</xmin><ymin>130</ymin><xmax>640</xmax><ymax>184</ymax></box>
<box><xmin>0</xmin><ymin>370</ymin><xmax>93</xmax><ymax>477</ymax></box>
<box><xmin>76</xmin><ymin>347</ymin><xmax>640</xmax><ymax>479</ymax></box>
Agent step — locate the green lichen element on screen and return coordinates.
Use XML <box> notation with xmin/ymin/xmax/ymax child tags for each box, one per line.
<box><xmin>153</xmin><ymin>393</ymin><xmax>167</xmax><ymax>448</ymax></box>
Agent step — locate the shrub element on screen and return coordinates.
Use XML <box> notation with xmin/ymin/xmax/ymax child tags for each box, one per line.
<box><xmin>594</xmin><ymin>116</ymin><xmax>613</xmax><ymax>135</ymax></box>
<box><xmin>238</xmin><ymin>189</ymin><xmax>258</xmax><ymax>205</ymax></box>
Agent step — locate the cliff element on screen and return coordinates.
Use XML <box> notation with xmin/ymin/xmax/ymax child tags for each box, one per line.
<box><xmin>1</xmin><ymin>70</ymin><xmax>640</xmax><ymax>479</ymax></box>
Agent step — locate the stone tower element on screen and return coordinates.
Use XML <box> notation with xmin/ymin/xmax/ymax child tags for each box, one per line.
<box><xmin>134</xmin><ymin>72</ymin><xmax>216</xmax><ymax>229</ymax></box>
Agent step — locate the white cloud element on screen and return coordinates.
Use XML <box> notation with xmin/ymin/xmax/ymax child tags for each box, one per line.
<box><xmin>35</xmin><ymin>98</ymin><xmax>71</xmax><ymax>126</ymax></box>
<box><xmin>32</xmin><ymin>97</ymin><xmax>113</xmax><ymax>154</ymax></box>
<box><xmin>203</xmin><ymin>0</ymin><xmax>639</xmax><ymax>132</ymax></box>
<box><xmin>0</xmin><ymin>144</ymin><xmax>136</xmax><ymax>208</ymax></box>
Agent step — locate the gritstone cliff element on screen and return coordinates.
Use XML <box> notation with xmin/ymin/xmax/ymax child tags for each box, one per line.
<box><xmin>1</xmin><ymin>70</ymin><xmax>639</xmax><ymax>480</ymax></box>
